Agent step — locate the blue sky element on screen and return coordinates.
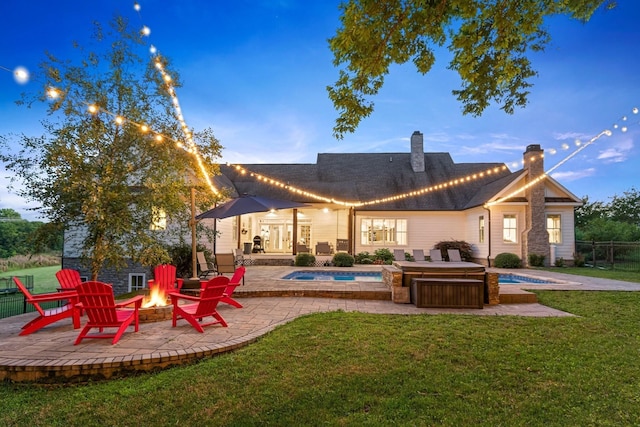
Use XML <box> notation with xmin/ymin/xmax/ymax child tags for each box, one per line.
<box><xmin>1</xmin><ymin>1</ymin><xmax>639</xmax><ymax>221</ymax></box>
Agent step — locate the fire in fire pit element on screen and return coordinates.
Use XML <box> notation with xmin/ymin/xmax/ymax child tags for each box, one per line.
<box><xmin>139</xmin><ymin>284</ymin><xmax>173</xmax><ymax>323</ymax></box>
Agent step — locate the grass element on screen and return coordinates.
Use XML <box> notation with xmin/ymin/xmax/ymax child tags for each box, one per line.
<box><xmin>0</xmin><ymin>265</ymin><xmax>61</xmax><ymax>293</ymax></box>
<box><xmin>539</xmin><ymin>266</ymin><xmax>640</xmax><ymax>283</ymax></box>
<box><xmin>1</xmin><ymin>291</ymin><xmax>640</xmax><ymax>426</ymax></box>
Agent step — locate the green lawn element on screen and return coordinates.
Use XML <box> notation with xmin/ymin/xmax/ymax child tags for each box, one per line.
<box><xmin>539</xmin><ymin>266</ymin><xmax>640</xmax><ymax>283</ymax></box>
<box><xmin>1</xmin><ymin>290</ymin><xmax>639</xmax><ymax>426</ymax></box>
<box><xmin>0</xmin><ymin>265</ymin><xmax>61</xmax><ymax>293</ymax></box>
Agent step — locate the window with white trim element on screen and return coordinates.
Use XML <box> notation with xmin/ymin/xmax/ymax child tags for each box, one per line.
<box><xmin>503</xmin><ymin>214</ymin><xmax>517</xmax><ymax>243</ymax></box>
<box><xmin>129</xmin><ymin>273</ymin><xmax>146</xmax><ymax>292</ymax></box>
<box><xmin>360</xmin><ymin>218</ymin><xmax>407</xmax><ymax>246</ymax></box>
<box><xmin>547</xmin><ymin>214</ymin><xmax>562</xmax><ymax>244</ymax></box>
<box><xmin>479</xmin><ymin>215</ymin><xmax>485</xmax><ymax>243</ymax></box>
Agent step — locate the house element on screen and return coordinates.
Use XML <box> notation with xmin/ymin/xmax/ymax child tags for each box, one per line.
<box><xmin>210</xmin><ymin>131</ymin><xmax>582</xmax><ymax>266</ymax></box>
<box><xmin>63</xmin><ymin>130</ymin><xmax>582</xmax><ymax>293</ymax></box>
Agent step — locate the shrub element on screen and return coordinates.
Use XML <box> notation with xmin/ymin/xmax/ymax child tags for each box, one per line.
<box><xmin>555</xmin><ymin>257</ymin><xmax>565</xmax><ymax>267</ymax></box>
<box><xmin>332</xmin><ymin>252</ymin><xmax>355</xmax><ymax>267</ymax></box>
<box><xmin>494</xmin><ymin>252</ymin><xmax>522</xmax><ymax>268</ymax></box>
<box><xmin>573</xmin><ymin>252</ymin><xmax>586</xmax><ymax>267</ymax></box>
<box><xmin>168</xmin><ymin>244</ymin><xmax>210</xmax><ymax>278</ymax></box>
<box><xmin>354</xmin><ymin>251</ymin><xmax>373</xmax><ymax>264</ymax></box>
<box><xmin>295</xmin><ymin>253</ymin><xmax>316</xmax><ymax>267</ymax></box>
<box><xmin>373</xmin><ymin>248</ymin><xmax>395</xmax><ymax>265</ymax></box>
<box><xmin>528</xmin><ymin>253</ymin><xmax>546</xmax><ymax>267</ymax></box>
<box><xmin>434</xmin><ymin>240</ymin><xmax>473</xmax><ymax>261</ymax></box>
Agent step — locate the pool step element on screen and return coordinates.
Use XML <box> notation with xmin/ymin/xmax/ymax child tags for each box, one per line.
<box><xmin>498</xmin><ymin>287</ymin><xmax>538</xmax><ymax>304</ymax></box>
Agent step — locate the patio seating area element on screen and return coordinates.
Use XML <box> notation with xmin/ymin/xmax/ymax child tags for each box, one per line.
<box><xmin>1</xmin><ymin>266</ymin><xmax>634</xmax><ymax>383</ymax></box>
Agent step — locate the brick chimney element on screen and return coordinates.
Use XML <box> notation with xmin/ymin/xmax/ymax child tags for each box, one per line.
<box><xmin>521</xmin><ymin>144</ymin><xmax>550</xmax><ymax>266</ymax></box>
<box><xmin>410</xmin><ymin>131</ymin><xmax>425</xmax><ymax>172</ymax></box>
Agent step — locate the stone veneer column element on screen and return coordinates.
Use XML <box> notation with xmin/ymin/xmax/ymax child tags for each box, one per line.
<box><xmin>521</xmin><ymin>144</ymin><xmax>550</xmax><ymax>266</ymax></box>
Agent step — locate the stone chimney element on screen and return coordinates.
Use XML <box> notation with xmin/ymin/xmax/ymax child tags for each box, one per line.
<box><xmin>410</xmin><ymin>131</ymin><xmax>425</xmax><ymax>172</ymax></box>
<box><xmin>521</xmin><ymin>144</ymin><xmax>549</xmax><ymax>266</ymax></box>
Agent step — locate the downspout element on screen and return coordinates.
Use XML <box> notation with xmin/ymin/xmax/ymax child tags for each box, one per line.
<box><xmin>484</xmin><ymin>204</ymin><xmax>492</xmax><ymax>267</ymax></box>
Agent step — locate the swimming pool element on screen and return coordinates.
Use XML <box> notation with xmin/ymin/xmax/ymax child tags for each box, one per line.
<box><xmin>281</xmin><ymin>271</ymin><xmax>382</xmax><ymax>282</ymax></box>
<box><xmin>281</xmin><ymin>271</ymin><xmax>555</xmax><ymax>284</ymax></box>
<box><xmin>498</xmin><ymin>274</ymin><xmax>555</xmax><ymax>284</ymax></box>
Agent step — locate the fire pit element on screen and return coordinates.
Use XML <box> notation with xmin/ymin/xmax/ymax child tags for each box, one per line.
<box><xmin>138</xmin><ymin>284</ymin><xmax>174</xmax><ymax>323</ymax></box>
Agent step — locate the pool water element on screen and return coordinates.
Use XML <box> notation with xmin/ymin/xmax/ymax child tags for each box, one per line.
<box><xmin>498</xmin><ymin>274</ymin><xmax>554</xmax><ymax>284</ymax></box>
<box><xmin>282</xmin><ymin>271</ymin><xmax>382</xmax><ymax>282</ymax></box>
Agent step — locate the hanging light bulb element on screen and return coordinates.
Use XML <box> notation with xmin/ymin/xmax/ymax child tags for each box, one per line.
<box><xmin>13</xmin><ymin>66</ymin><xmax>29</xmax><ymax>84</ymax></box>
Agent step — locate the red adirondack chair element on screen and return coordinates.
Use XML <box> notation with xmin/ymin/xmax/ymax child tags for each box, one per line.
<box><xmin>169</xmin><ymin>276</ymin><xmax>228</xmax><ymax>333</ymax></box>
<box><xmin>220</xmin><ymin>266</ymin><xmax>246</xmax><ymax>308</ymax></box>
<box><xmin>55</xmin><ymin>269</ymin><xmax>83</xmax><ymax>291</ymax></box>
<box><xmin>12</xmin><ymin>277</ymin><xmax>80</xmax><ymax>336</ymax></box>
<box><xmin>148</xmin><ymin>264</ymin><xmax>184</xmax><ymax>293</ymax></box>
<box><xmin>74</xmin><ymin>281</ymin><xmax>144</xmax><ymax>345</ymax></box>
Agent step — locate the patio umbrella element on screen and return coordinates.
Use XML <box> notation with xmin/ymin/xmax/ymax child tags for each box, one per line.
<box><xmin>196</xmin><ymin>194</ymin><xmax>310</xmax><ymax>220</ymax></box>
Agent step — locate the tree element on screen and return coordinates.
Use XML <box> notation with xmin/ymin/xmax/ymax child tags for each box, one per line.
<box><xmin>0</xmin><ymin>17</ymin><xmax>222</xmax><ymax>279</ymax></box>
<box><xmin>608</xmin><ymin>187</ymin><xmax>640</xmax><ymax>226</ymax></box>
<box><xmin>574</xmin><ymin>195</ymin><xmax>608</xmax><ymax>229</ymax></box>
<box><xmin>327</xmin><ymin>0</ymin><xmax>616</xmax><ymax>138</ymax></box>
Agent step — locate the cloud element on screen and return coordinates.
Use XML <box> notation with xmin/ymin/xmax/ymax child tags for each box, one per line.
<box><xmin>550</xmin><ymin>168</ymin><xmax>596</xmax><ymax>181</ymax></box>
<box><xmin>552</xmin><ymin>131</ymin><xmax>594</xmax><ymax>141</ymax></box>
<box><xmin>596</xmin><ymin>136</ymin><xmax>634</xmax><ymax>163</ymax></box>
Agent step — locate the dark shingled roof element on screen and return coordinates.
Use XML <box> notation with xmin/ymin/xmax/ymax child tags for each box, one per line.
<box><xmin>216</xmin><ymin>152</ymin><xmax>521</xmax><ymax>211</ymax></box>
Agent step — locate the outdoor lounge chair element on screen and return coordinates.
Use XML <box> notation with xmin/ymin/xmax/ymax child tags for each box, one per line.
<box><xmin>430</xmin><ymin>249</ymin><xmax>444</xmax><ymax>262</ymax></box>
<box><xmin>413</xmin><ymin>249</ymin><xmax>425</xmax><ymax>261</ymax></box>
<box><xmin>315</xmin><ymin>242</ymin><xmax>333</xmax><ymax>255</ymax></box>
<box><xmin>148</xmin><ymin>264</ymin><xmax>183</xmax><ymax>293</ymax></box>
<box><xmin>215</xmin><ymin>253</ymin><xmax>237</xmax><ymax>275</ymax></box>
<box><xmin>169</xmin><ymin>276</ymin><xmax>228</xmax><ymax>332</ymax></box>
<box><xmin>336</xmin><ymin>239</ymin><xmax>349</xmax><ymax>252</ymax></box>
<box><xmin>233</xmin><ymin>248</ymin><xmax>245</xmax><ymax>266</ymax></box>
<box><xmin>55</xmin><ymin>269</ymin><xmax>83</xmax><ymax>291</ymax></box>
<box><xmin>220</xmin><ymin>266</ymin><xmax>246</xmax><ymax>307</ymax></box>
<box><xmin>394</xmin><ymin>249</ymin><xmax>406</xmax><ymax>261</ymax></box>
<box><xmin>197</xmin><ymin>252</ymin><xmax>216</xmax><ymax>279</ymax></box>
<box><xmin>447</xmin><ymin>249</ymin><xmax>462</xmax><ymax>262</ymax></box>
<box><xmin>12</xmin><ymin>276</ymin><xmax>80</xmax><ymax>336</ymax></box>
<box><xmin>297</xmin><ymin>243</ymin><xmax>311</xmax><ymax>254</ymax></box>
<box><xmin>74</xmin><ymin>281</ymin><xmax>143</xmax><ymax>345</ymax></box>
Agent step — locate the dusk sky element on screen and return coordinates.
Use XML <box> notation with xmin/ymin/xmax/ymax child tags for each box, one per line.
<box><xmin>1</xmin><ymin>1</ymin><xmax>638</xmax><ymax>221</ymax></box>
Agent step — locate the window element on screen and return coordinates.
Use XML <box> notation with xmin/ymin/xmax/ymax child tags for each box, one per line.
<box><xmin>360</xmin><ymin>218</ymin><xmax>407</xmax><ymax>246</ymax></box>
<box><xmin>129</xmin><ymin>273</ymin><xmax>146</xmax><ymax>292</ymax></box>
<box><xmin>503</xmin><ymin>215</ymin><xmax>517</xmax><ymax>243</ymax></box>
<box><xmin>479</xmin><ymin>215</ymin><xmax>485</xmax><ymax>243</ymax></box>
<box><xmin>150</xmin><ymin>207</ymin><xmax>166</xmax><ymax>230</ymax></box>
<box><xmin>547</xmin><ymin>214</ymin><xmax>562</xmax><ymax>244</ymax></box>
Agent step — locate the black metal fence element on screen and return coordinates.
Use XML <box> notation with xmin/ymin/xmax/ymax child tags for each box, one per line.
<box><xmin>0</xmin><ymin>275</ymin><xmax>61</xmax><ymax>320</ymax></box>
<box><xmin>575</xmin><ymin>240</ymin><xmax>640</xmax><ymax>272</ymax></box>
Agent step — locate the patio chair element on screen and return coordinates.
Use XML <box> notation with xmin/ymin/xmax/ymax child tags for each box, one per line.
<box><xmin>336</xmin><ymin>239</ymin><xmax>349</xmax><ymax>252</ymax></box>
<box><xmin>215</xmin><ymin>252</ymin><xmax>237</xmax><ymax>276</ymax></box>
<box><xmin>315</xmin><ymin>241</ymin><xmax>333</xmax><ymax>255</ymax></box>
<box><xmin>413</xmin><ymin>249</ymin><xmax>425</xmax><ymax>261</ymax></box>
<box><xmin>12</xmin><ymin>276</ymin><xmax>80</xmax><ymax>336</ymax></box>
<box><xmin>148</xmin><ymin>264</ymin><xmax>183</xmax><ymax>293</ymax></box>
<box><xmin>430</xmin><ymin>249</ymin><xmax>444</xmax><ymax>262</ymax></box>
<box><xmin>55</xmin><ymin>269</ymin><xmax>83</xmax><ymax>291</ymax></box>
<box><xmin>74</xmin><ymin>281</ymin><xmax>144</xmax><ymax>345</ymax></box>
<box><xmin>197</xmin><ymin>252</ymin><xmax>217</xmax><ymax>279</ymax></box>
<box><xmin>169</xmin><ymin>276</ymin><xmax>228</xmax><ymax>332</ymax></box>
<box><xmin>233</xmin><ymin>248</ymin><xmax>245</xmax><ymax>266</ymax></box>
<box><xmin>220</xmin><ymin>266</ymin><xmax>246</xmax><ymax>307</ymax></box>
<box><xmin>394</xmin><ymin>249</ymin><xmax>406</xmax><ymax>261</ymax></box>
<box><xmin>447</xmin><ymin>249</ymin><xmax>462</xmax><ymax>262</ymax></box>
<box><xmin>297</xmin><ymin>243</ymin><xmax>311</xmax><ymax>254</ymax></box>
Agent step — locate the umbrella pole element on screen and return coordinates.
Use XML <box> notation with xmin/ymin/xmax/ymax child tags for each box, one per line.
<box><xmin>191</xmin><ymin>188</ymin><xmax>198</xmax><ymax>280</ymax></box>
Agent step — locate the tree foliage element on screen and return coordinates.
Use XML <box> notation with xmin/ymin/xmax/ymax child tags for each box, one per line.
<box><xmin>0</xmin><ymin>210</ymin><xmax>62</xmax><ymax>258</ymax></box>
<box><xmin>327</xmin><ymin>0</ymin><xmax>615</xmax><ymax>138</ymax></box>
<box><xmin>575</xmin><ymin>188</ymin><xmax>640</xmax><ymax>241</ymax></box>
<box><xmin>0</xmin><ymin>17</ymin><xmax>222</xmax><ymax>279</ymax></box>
